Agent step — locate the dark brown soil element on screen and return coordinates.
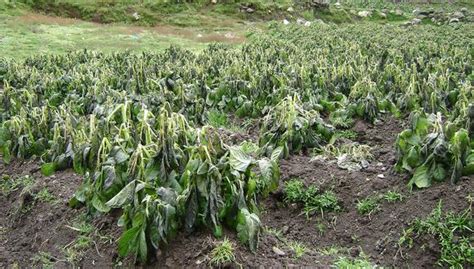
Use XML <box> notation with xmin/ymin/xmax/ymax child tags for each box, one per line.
<box><xmin>0</xmin><ymin>117</ymin><xmax>472</xmax><ymax>268</ymax></box>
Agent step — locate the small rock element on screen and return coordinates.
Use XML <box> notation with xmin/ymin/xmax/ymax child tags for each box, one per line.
<box><xmin>411</xmin><ymin>18</ymin><xmax>422</xmax><ymax>25</ymax></box>
<box><xmin>272</xmin><ymin>246</ymin><xmax>286</xmax><ymax>256</ymax></box>
<box><xmin>377</xmin><ymin>174</ymin><xmax>385</xmax><ymax>179</ymax></box>
<box><xmin>376</xmin><ymin>162</ymin><xmax>384</xmax><ymax>167</ymax></box>
<box><xmin>334</xmin><ymin>2</ymin><xmax>342</xmax><ymax>9</ymax></box>
<box><xmin>304</xmin><ymin>21</ymin><xmax>311</xmax><ymax>27</ymax></box>
<box><xmin>282</xmin><ymin>225</ymin><xmax>289</xmax><ymax>234</ymax></box>
<box><xmin>461</xmin><ymin>8</ymin><xmax>468</xmax><ymax>13</ymax></box>
<box><xmin>246</xmin><ymin>7</ymin><xmax>254</xmax><ymax>13</ymax></box>
<box><xmin>358</xmin><ymin>10</ymin><xmax>371</xmax><ymax>18</ymax></box>
<box><xmin>132</xmin><ymin>12</ymin><xmax>140</xmax><ymax>20</ymax></box>
<box><xmin>394</xmin><ymin>9</ymin><xmax>403</xmax><ymax>16</ymax></box>
<box><xmin>283</xmin><ymin>19</ymin><xmax>290</xmax><ymax>25</ymax></box>
<box><xmin>287</xmin><ymin>7</ymin><xmax>294</xmax><ymax>12</ymax></box>
<box><xmin>211</xmin><ymin>0</ymin><xmax>217</xmax><ymax>3</ymax></box>
<box><xmin>449</xmin><ymin>18</ymin><xmax>460</xmax><ymax>23</ymax></box>
<box><xmin>296</xmin><ymin>18</ymin><xmax>305</xmax><ymax>25</ymax></box>
<box><xmin>379</xmin><ymin>12</ymin><xmax>387</xmax><ymax>19</ymax></box>
<box><xmin>452</xmin><ymin>11</ymin><xmax>464</xmax><ymax>19</ymax></box>
<box><xmin>197</xmin><ymin>34</ymin><xmax>203</xmax><ymax>38</ymax></box>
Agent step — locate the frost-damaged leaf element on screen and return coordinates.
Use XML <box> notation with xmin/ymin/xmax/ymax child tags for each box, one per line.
<box><xmin>40</xmin><ymin>162</ymin><xmax>56</xmax><ymax>176</ymax></box>
<box><xmin>92</xmin><ymin>195</ymin><xmax>110</xmax><ymax>213</ymax></box>
<box><xmin>237</xmin><ymin>208</ymin><xmax>261</xmax><ymax>252</ymax></box>
<box><xmin>1</xmin><ymin>140</ymin><xmax>12</xmax><ymax>164</ymax></box>
<box><xmin>106</xmin><ymin>180</ymin><xmax>136</xmax><ymax>208</ymax></box>
<box><xmin>229</xmin><ymin>147</ymin><xmax>253</xmax><ymax>172</ymax></box>
<box><xmin>270</xmin><ymin>146</ymin><xmax>283</xmax><ymax>162</ymax></box>
<box><xmin>257</xmin><ymin>159</ymin><xmax>279</xmax><ymax>195</ymax></box>
<box><xmin>409</xmin><ymin>165</ymin><xmax>430</xmax><ymax>189</ymax></box>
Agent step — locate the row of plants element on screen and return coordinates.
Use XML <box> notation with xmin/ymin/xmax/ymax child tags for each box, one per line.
<box><xmin>0</xmin><ymin>22</ymin><xmax>472</xmax><ymax>262</ymax></box>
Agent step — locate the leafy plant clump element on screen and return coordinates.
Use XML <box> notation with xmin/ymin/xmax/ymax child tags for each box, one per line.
<box><xmin>284</xmin><ymin>179</ymin><xmax>340</xmax><ymax>218</ymax></box>
<box><xmin>259</xmin><ymin>95</ymin><xmax>334</xmax><ymax>158</ymax></box>
<box><xmin>399</xmin><ymin>201</ymin><xmax>473</xmax><ymax>268</ymax></box>
<box><xmin>209</xmin><ymin>238</ymin><xmax>236</xmax><ymax>266</ymax></box>
<box><xmin>356</xmin><ymin>197</ymin><xmax>380</xmax><ymax>216</ymax></box>
<box><xmin>395</xmin><ymin>111</ymin><xmax>473</xmax><ymax>189</ymax></box>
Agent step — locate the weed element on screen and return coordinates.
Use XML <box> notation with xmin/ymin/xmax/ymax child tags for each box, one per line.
<box><xmin>207</xmin><ymin>110</ymin><xmax>229</xmax><ymax>129</ymax></box>
<box><xmin>31</xmin><ymin>252</ymin><xmax>55</xmax><ymax>269</ymax></box>
<box><xmin>334</xmin><ymin>253</ymin><xmax>375</xmax><ymax>268</ymax></box>
<box><xmin>284</xmin><ymin>179</ymin><xmax>340</xmax><ymax>218</ymax></box>
<box><xmin>209</xmin><ymin>238</ymin><xmax>236</xmax><ymax>266</ymax></box>
<box><xmin>63</xmin><ymin>213</ymin><xmax>95</xmax><ymax>264</ymax></box>
<box><xmin>382</xmin><ymin>190</ymin><xmax>403</xmax><ymax>203</ymax></box>
<box><xmin>288</xmin><ymin>241</ymin><xmax>307</xmax><ymax>259</ymax></box>
<box><xmin>399</xmin><ymin>201</ymin><xmax>473</xmax><ymax>267</ymax></box>
<box><xmin>356</xmin><ymin>197</ymin><xmax>380</xmax><ymax>216</ymax></box>
<box><xmin>284</xmin><ymin>179</ymin><xmax>306</xmax><ymax>203</ymax></box>
<box><xmin>315</xmin><ymin>221</ymin><xmax>326</xmax><ymax>236</ymax></box>
<box><xmin>0</xmin><ymin>175</ymin><xmax>34</xmax><ymax>196</ymax></box>
<box><xmin>35</xmin><ymin>188</ymin><xmax>57</xmax><ymax>204</ymax></box>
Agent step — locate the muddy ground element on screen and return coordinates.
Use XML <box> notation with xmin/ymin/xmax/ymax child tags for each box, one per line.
<box><xmin>0</xmin><ymin>117</ymin><xmax>473</xmax><ymax>268</ymax></box>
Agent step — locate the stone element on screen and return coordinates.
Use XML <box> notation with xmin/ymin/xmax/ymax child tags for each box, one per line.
<box><xmin>132</xmin><ymin>12</ymin><xmax>140</xmax><ymax>20</ymax></box>
<box><xmin>283</xmin><ymin>19</ymin><xmax>290</xmax><ymax>25</ymax></box>
<box><xmin>377</xmin><ymin>174</ymin><xmax>385</xmax><ymax>179</ymax></box>
<box><xmin>452</xmin><ymin>11</ymin><xmax>464</xmax><ymax>19</ymax></box>
<box><xmin>394</xmin><ymin>9</ymin><xmax>403</xmax><ymax>16</ymax></box>
<box><xmin>379</xmin><ymin>12</ymin><xmax>387</xmax><ymax>19</ymax></box>
<box><xmin>272</xmin><ymin>246</ymin><xmax>286</xmax><ymax>256</ymax></box>
<box><xmin>296</xmin><ymin>18</ymin><xmax>305</xmax><ymax>25</ymax></box>
<box><xmin>411</xmin><ymin>18</ymin><xmax>421</xmax><ymax>25</ymax></box>
<box><xmin>449</xmin><ymin>18</ymin><xmax>460</xmax><ymax>23</ymax></box>
<box><xmin>358</xmin><ymin>10</ymin><xmax>371</xmax><ymax>18</ymax></box>
<box><xmin>304</xmin><ymin>21</ymin><xmax>311</xmax><ymax>27</ymax></box>
<box><xmin>287</xmin><ymin>7</ymin><xmax>294</xmax><ymax>12</ymax></box>
<box><xmin>334</xmin><ymin>2</ymin><xmax>342</xmax><ymax>9</ymax></box>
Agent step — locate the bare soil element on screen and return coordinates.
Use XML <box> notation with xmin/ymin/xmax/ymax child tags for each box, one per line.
<box><xmin>0</xmin><ymin>117</ymin><xmax>472</xmax><ymax>268</ymax></box>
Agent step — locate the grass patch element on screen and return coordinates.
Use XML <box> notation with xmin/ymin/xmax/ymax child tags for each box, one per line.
<box><xmin>334</xmin><ymin>253</ymin><xmax>375</xmax><ymax>268</ymax></box>
<box><xmin>382</xmin><ymin>190</ymin><xmax>403</xmax><ymax>203</ymax></box>
<box><xmin>209</xmin><ymin>238</ymin><xmax>236</xmax><ymax>266</ymax></box>
<box><xmin>399</xmin><ymin>201</ymin><xmax>473</xmax><ymax>268</ymax></box>
<box><xmin>288</xmin><ymin>241</ymin><xmax>307</xmax><ymax>259</ymax></box>
<box><xmin>284</xmin><ymin>179</ymin><xmax>341</xmax><ymax>218</ymax></box>
<box><xmin>0</xmin><ymin>174</ymin><xmax>34</xmax><ymax>196</ymax></box>
<box><xmin>356</xmin><ymin>197</ymin><xmax>380</xmax><ymax>216</ymax></box>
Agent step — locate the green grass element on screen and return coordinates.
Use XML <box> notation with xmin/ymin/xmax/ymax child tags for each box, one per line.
<box><xmin>399</xmin><ymin>201</ymin><xmax>473</xmax><ymax>267</ymax></box>
<box><xmin>356</xmin><ymin>197</ymin><xmax>379</xmax><ymax>216</ymax></box>
<box><xmin>209</xmin><ymin>238</ymin><xmax>236</xmax><ymax>266</ymax></box>
<box><xmin>334</xmin><ymin>253</ymin><xmax>375</xmax><ymax>269</ymax></box>
<box><xmin>284</xmin><ymin>179</ymin><xmax>341</xmax><ymax>218</ymax></box>
<box><xmin>288</xmin><ymin>241</ymin><xmax>307</xmax><ymax>259</ymax></box>
<box><xmin>0</xmin><ymin>13</ymin><xmax>212</xmax><ymax>59</ymax></box>
<box><xmin>382</xmin><ymin>190</ymin><xmax>403</xmax><ymax>203</ymax></box>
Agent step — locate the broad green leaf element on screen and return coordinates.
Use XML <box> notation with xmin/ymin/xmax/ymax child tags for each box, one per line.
<box><xmin>138</xmin><ymin>228</ymin><xmax>148</xmax><ymax>263</ymax></box>
<box><xmin>270</xmin><ymin>146</ymin><xmax>283</xmax><ymax>162</ymax></box>
<box><xmin>41</xmin><ymin>162</ymin><xmax>56</xmax><ymax>176</ymax></box>
<box><xmin>118</xmin><ymin>225</ymin><xmax>140</xmax><ymax>257</ymax></box>
<box><xmin>410</xmin><ymin>165</ymin><xmax>430</xmax><ymax>188</ymax></box>
<box><xmin>106</xmin><ymin>180</ymin><xmax>135</xmax><ymax>208</ymax></box>
<box><xmin>229</xmin><ymin>147</ymin><xmax>253</xmax><ymax>172</ymax></box>
<box><xmin>236</xmin><ymin>208</ymin><xmax>261</xmax><ymax>252</ymax></box>
<box><xmin>92</xmin><ymin>195</ymin><xmax>110</xmax><ymax>213</ymax></box>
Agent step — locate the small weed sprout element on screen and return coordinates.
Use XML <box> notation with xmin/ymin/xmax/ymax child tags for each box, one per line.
<box><xmin>209</xmin><ymin>238</ymin><xmax>236</xmax><ymax>266</ymax></box>
<box><xmin>288</xmin><ymin>241</ymin><xmax>307</xmax><ymax>259</ymax></box>
<box><xmin>356</xmin><ymin>197</ymin><xmax>380</xmax><ymax>216</ymax></box>
<box><xmin>383</xmin><ymin>190</ymin><xmax>403</xmax><ymax>203</ymax></box>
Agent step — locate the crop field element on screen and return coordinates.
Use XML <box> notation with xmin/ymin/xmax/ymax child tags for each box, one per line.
<box><xmin>0</xmin><ymin>1</ymin><xmax>473</xmax><ymax>268</ymax></box>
